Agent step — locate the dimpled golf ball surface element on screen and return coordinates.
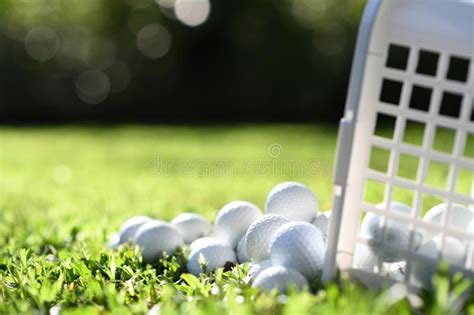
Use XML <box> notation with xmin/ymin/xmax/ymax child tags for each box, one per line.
<box><xmin>215</xmin><ymin>201</ymin><xmax>261</xmax><ymax>248</ymax></box>
<box><xmin>265</xmin><ymin>182</ymin><xmax>318</xmax><ymax>222</ymax></box>
<box><xmin>412</xmin><ymin>236</ymin><xmax>467</xmax><ymax>286</ymax></box>
<box><xmin>236</xmin><ymin>236</ymin><xmax>250</xmax><ymax>263</ymax></box>
<box><xmin>245</xmin><ymin>214</ymin><xmax>288</xmax><ymax>262</ymax></box>
<box><xmin>360</xmin><ymin>201</ymin><xmax>421</xmax><ymax>263</ymax></box>
<box><xmin>187</xmin><ymin>242</ymin><xmax>237</xmax><ymax>276</ymax></box>
<box><xmin>171</xmin><ymin>212</ymin><xmax>212</xmax><ymax>243</ymax></box>
<box><xmin>134</xmin><ymin>220</ymin><xmax>184</xmax><ymax>263</ymax></box>
<box><xmin>252</xmin><ymin>266</ymin><xmax>308</xmax><ymax>293</ymax></box>
<box><xmin>118</xmin><ymin>216</ymin><xmax>152</xmax><ymax>245</ymax></box>
<box><xmin>269</xmin><ymin>222</ymin><xmax>325</xmax><ymax>280</ymax></box>
<box><xmin>422</xmin><ymin>203</ymin><xmax>473</xmax><ymax>239</ymax></box>
<box><xmin>249</xmin><ymin>259</ymin><xmax>273</xmax><ymax>279</ymax></box>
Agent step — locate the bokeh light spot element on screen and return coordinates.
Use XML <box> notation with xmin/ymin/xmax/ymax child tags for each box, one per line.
<box><xmin>75</xmin><ymin>70</ymin><xmax>110</xmax><ymax>105</ymax></box>
<box><xmin>158</xmin><ymin>0</ymin><xmax>176</xmax><ymax>8</ymax></box>
<box><xmin>53</xmin><ymin>165</ymin><xmax>71</xmax><ymax>184</ymax></box>
<box><xmin>2</xmin><ymin>9</ymin><xmax>28</xmax><ymax>41</ymax></box>
<box><xmin>25</xmin><ymin>27</ymin><xmax>59</xmax><ymax>62</ymax></box>
<box><xmin>136</xmin><ymin>24</ymin><xmax>172</xmax><ymax>59</ymax></box>
<box><xmin>175</xmin><ymin>0</ymin><xmax>211</xmax><ymax>27</ymax></box>
<box><xmin>157</xmin><ymin>0</ymin><xmax>177</xmax><ymax>19</ymax></box>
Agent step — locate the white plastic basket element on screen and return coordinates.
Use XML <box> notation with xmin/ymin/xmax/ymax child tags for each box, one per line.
<box><xmin>323</xmin><ymin>0</ymin><xmax>474</xmax><ymax>288</ymax></box>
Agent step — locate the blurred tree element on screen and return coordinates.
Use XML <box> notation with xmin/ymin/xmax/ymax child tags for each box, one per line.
<box><xmin>0</xmin><ymin>0</ymin><xmax>366</xmax><ymax>123</ymax></box>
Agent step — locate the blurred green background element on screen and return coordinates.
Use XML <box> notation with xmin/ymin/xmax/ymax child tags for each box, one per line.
<box><xmin>0</xmin><ymin>0</ymin><xmax>365</xmax><ymax>123</ymax></box>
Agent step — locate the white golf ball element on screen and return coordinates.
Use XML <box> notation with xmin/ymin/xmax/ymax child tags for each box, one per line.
<box><xmin>312</xmin><ymin>211</ymin><xmax>331</xmax><ymax>236</ymax></box>
<box><xmin>422</xmin><ymin>203</ymin><xmax>473</xmax><ymax>239</ymax></box>
<box><xmin>353</xmin><ymin>243</ymin><xmax>378</xmax><ymax>272</ymax></box>
<box><xmin>189</xmin><ymin>237</ymin><xmax>221</xmax><ymax>253</ymax></box>
<box><xmin>249</xmin><ymin>259</ymin><xmax>273</xmax><ymax>279</ymax></box>
<box><xmin>269</xmin><ymin>221</ymin><xmax>326</xmax><ymax>280</ymax></box>
<box><xmin>187</xmin><ymin>242</ymin><xmax>237</xmax><ymax>276</ymax></box>
<box><xmin>171</xmin><ymin>212</ymin><xmax>212</xmax><ymax>243</ymax></box>
<box><xmin>245</xmin><ymin>214</ymin><xmax>289</xmax><ymax>262</ymax></box>
<box><xmin>252</xmin><ymin>266</ymin><xmax>308</xmax><ymax>293</ymax></box>
<box><xmin>360</xmin><ymin>201</ymin><xmax>422</xmax><ymax>262</ymax></box>
<box><xmin>215</xmin><ymin>201</ymin><xmax>262</xmax><ymax>248</ymax></box>
<box><xmin>382</xmin><ymin>261</ymin><xmax>406</xmax><ymax>282</ymax></box>
<box><xmin>265</xmin><ymin>182</ymin><xmax>319</xmax><ymax>222</ymax></box>
<box><xmin>412</xmin><ymin>236</ymin><xmax>467</xmax><ymax>287</ymax></box>
<box><xmin>133</xmin><ymin>220</ymin><xmax>184</xmax><ymax>263</ymax></box>
<box><xmin>236</xmin><ymin>236</ymin><xmax>250</xmax><ymax>263</ymax></box>
<box><xmin>118</xmin><ymin>216</ymin><xmax>153</xmax><ymax>245</ymax></box>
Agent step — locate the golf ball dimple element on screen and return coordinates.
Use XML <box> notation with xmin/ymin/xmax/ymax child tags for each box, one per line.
<box><xmin>118</xmin><ymin>216</ymin><xmax>153</xmax><ymax>245</ymax></box>
<box><xmin>187</xmin><ymin>242</ymin><xmax>237</xmax><ymax>276</ymax></box>
<box><xmin>360</xmin><ymin>201</ymin><xmax>422</xmax><ymax>262</ymax></box>
<box><xmin>133</xmin><ymin>220</ymin><xmax>184</xmax><ymax>263</ymax></box>
<box><xmin>215</xmin><ymin>201</ymin><xmax>262</xmax><ymax>248</ymax></box>
<box><xmin>269</xmin><ymin>221</ymin><xmax>326</xmax><ymax>280</ymax></box>
<box><xmin>237</xmin><ymin>236</ymin><xmax>250</xmax><ymax>263</ymax></box>
<box><xmin>249</xmin><ymin>259</ymin><xmax>273</xmax><ymax>279</ymax></box>
<box><xmin>171</xmin><ymin>212</ymin><xmax>212</xmax><ymax>243</ymax></box>
<box><xmin>252</xmin><ymin>266</ymin><xmax>308</xmax><ymax>293</ymax></box>
<box><xmin>422</xmin><ymin>203</ymin><xmax>473</xmax><ymax>239</ymax></box>
<box><xmin>265</xmin><ymin>182</ymin><xmax>319</xmax><ymax>222</ymax></box>
<box><xmin>245</xmin><ymin>214</ymin><xmax>289</xmax><ymax>262</ymax></box>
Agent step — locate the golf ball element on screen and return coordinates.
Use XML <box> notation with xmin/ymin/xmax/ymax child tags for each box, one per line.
<box><xmin>412</xmin><ymin>236</ymin><xmax>467</xmax><ymax>286</ymax></box>
<box><xmin>252</xmin><ymin>266</ymin><xmax>308</xmax><ymax>293</ymax></box>
<box><xmin>171</xmin><ymin>212</ymin><xmax>212</xmax><ymax>243</ymax></box>
<box><xmin>249</xmin><ymin>259</ymin><xmax>273</xmax><ymax>279</ymax></box>
<box><xmin>312</xmin><ymin>211</ymin><xmax>331</xmax><ymax>237</ymax></box>
<box><xmin>215</xmin><ymin>201</ymin><xmax>262</xmax><ymax>248</ymax></box>
<box><xmin>118</xmin><ymin>215</ymin><xmax>153</xmax><ymax>245</ymax></box>
<box><xmin>382</xmin><ymin>261</ymin><xmax>406</xmax><ymax>282</ymax></box>
<box><xmin>422</xmin><ymin>203</ymin><xmax>473</xmax><ymax>239</ymax></box>
<box><xmin>360</xmin><ymin>201</ymin><xmax>422</xmax><ymax>262</ymax></box>
<box><xmin>187</xmin><ymin>242</ymin><xmax>237</xmax><ymax>276</ymax></box>
<box><xmin>245</xmin><ymin>214</ymin><xmax>289</xmax><ymax>262</ymax></box>
<box><xmin>265</xmin><ymin>182</ymin><xmax>319</xmax><ymax>222</ymax></box>
<box><xmin>269</xmin><ymin>221</ymin><xmax>326</xmax><ymax>280</ymax></box>
<box><xmin>353</xmin><ymin>243</ymin><xmax>378</xmax><ymax>272</ymax></box>
<box><xmin>237</xmin><ymin>236</ymin><xmax>250</xmax><ymax>263</ymax></box>
<box><xmin>190</xmin><ymin>237</ymin><xmax>221</xmax><ymax>253</ymax></box>
<box><xmin>134</xmin><ymin>220</ymin><xmax>184</xmax><ymax>263</ymax></box>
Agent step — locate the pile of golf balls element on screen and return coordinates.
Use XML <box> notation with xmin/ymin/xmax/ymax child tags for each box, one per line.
<box><xmin>109</xmin><ymin>179</ymin><xmax>472</xmax><ymax>291</ymax></box>
<box><xmin>109</xmin><ymin>181</ymin><xmax>329</xmax><ymax>293</ymax></box>
<box><xmin>356</xmin><ymin>201</ymin><xmax>473</xmax><ymax>286</ymax></box>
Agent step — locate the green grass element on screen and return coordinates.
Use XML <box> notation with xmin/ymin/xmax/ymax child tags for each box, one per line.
<box><xmin>0</xmin><ymin>124</ymin><xmax>472</xmax><ymax>314</ymax></box>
